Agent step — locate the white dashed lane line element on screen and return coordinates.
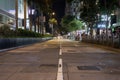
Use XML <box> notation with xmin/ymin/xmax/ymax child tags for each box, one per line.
<box><xmin>57</xmin><ymin>39</ymin><xmax>63</xmax><ymax>80</ymax></box>
<box><xmin>57</xmin><ymin>58</ymin><xmax>63</xmax><ymax>80</ymax></box>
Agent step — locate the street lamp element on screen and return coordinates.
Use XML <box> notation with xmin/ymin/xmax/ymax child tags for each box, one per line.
<box><xmin>52</xmin><ymin>12</ymin><xmax>55</xmax><ymax>15</ymax></box>
<box><xmin>49</xmin><ymin>12</ymin><xmax>56</xmax><ymax>35</ymax></box>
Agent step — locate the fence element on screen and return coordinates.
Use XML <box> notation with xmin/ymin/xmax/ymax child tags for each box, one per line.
<box><xmin>82</xmin><ymin>35</ymin><xmax>120</xmax><ymax>48</ymax></box>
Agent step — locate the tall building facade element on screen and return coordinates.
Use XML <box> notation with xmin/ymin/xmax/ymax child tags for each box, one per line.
<box><xmin>0</xmin><ymin>0</ymin><xmax>28</xmax><ymax>18</ymax></box>
<box><xmin>0</xmin><ymin>0</ymin><xmax>15</xmax><ymax>25</ymax></box>
<box><xmin>65</xmin><ymin>0</ymin><xmax>81</xmax><ymax>19</ymax></box>
<box><xmin>0</xmin><ymin>0</ymin><xmax>28</xmax><ymax>29</ymax></box>
<box><xmin>0</xmin><ymin>0</ymin><xmax>15</xmax><ymax>12</ymax></box>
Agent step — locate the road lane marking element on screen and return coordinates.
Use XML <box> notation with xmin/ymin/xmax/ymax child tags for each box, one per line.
<box><xmin>57</xmin><ymin>38</ymin><xmax>63</xmax><ymax>80</ymax></box>
<box><xmin>59</xmin><ymin>49</ymin><xmax>62</xmax><ymax>55</ymax></box>
<box><xmin>57</xmin><ymin>58</ymin><xmax>63</xmax><ymax>80</ymax></box>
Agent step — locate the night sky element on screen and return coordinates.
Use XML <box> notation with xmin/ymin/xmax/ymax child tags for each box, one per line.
<box><xmin>52</xmin><ymin>0</ymin><xmax>65</xmax><ymax>24</ymax></box>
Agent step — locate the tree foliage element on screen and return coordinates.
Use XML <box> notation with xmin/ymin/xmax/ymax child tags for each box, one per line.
<box><xmin>80</xmin><ymin>0</ymin><xmax>98</xmax><ymax>23</ymax></box>
<box><xmin>79</xmin><ymin>0</ymin><xmax>99</xmax><ymax>36</ymax></box>
<box><xmin>49</xmin><ymin>18</ymin><xmax>57</xmax><ymax>24</ymax></box>
<box><xmin>27</xmin><ymin>0</ymin><xmax>56</xmax><ymax>13</ymax></box>
<box><xmin>79</xmin><ymin>0</ymin><xmax>120</xmax><ymax>36</ymax></box>
<box><xmin>98</xmin><ymin>0</ymin><xmax>119</xmax><ymax>14</ymax></box>
<box><xmin>61</xmin><ymin>15</ymin><xmax>83</xmax><ymax>33</ymax></box>
<box><xmin>68</xmin><ymin>19</ymin><xmax>84</xmax><ymax>32</ymax></box>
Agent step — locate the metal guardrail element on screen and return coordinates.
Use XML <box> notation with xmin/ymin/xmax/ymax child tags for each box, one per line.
<box><xmin>82</xmin><ymin>35</ymin><xmax>120</xmax><ymax>48</ymax></box>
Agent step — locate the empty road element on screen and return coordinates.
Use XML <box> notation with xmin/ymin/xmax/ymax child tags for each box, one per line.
<box><xmin>0</xmin><ymin>38</ymin><xmax>120</xmax><ymax>80</ymax></box>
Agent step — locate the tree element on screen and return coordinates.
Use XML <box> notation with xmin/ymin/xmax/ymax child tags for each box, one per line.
<box><xmin>98</xmin><ymin>0</ymin><xmax>119</xmax><ymax>14</ymax></box>
<box><xmin>61</xmin><ymin>15</ymin><xmax>83</xmax><ymax>33</ymax></box>
<box><xmin>98</xmin><ymin>0</ymin><xmax>119</xmax><ymax>39</ymax></box>
<box><xmin>27</xmin><ymin>0</ymin><xmax>56</xmax><ymax>34</ymax></box>
<box><xmin>68</xmin><ymin>19</ymin><xmax>83</xmax><ymax>32</ymax></box>
<box><xmin>61</xmin><ymin>15</ymin><xmax>75</xmax><ymax>32</ymax></box>
<box><xmin>80</xmin><ymin>0</ymin><xmax>99</xmax><ymax>36</ymax></box>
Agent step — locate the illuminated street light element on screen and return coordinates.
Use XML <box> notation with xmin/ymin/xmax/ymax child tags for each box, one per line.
<box><xmin>52</xmin><ymin>12</ymin><xmax>55</xmax><ymax>15</ymax></box>
<box><xmin>49</xmin><ymin>12</ymin><xmax>57</xmax><ymax>35</ymax></box>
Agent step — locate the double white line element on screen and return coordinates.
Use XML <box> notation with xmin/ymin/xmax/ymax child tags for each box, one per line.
<box><xmin>57</xmin><ymin>40</ymin><xmax>63</xmax><ymax>80</ymax></box>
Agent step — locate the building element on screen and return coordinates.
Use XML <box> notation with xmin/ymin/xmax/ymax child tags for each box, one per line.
<box><xmin>0</xmin><ymin>8</ymin><xmax>15</xmax><ymax>29</ymax></box>
<box><xmin>65</xmin><ymin>0</ymin><xmax>81</xmax><ymax>19</ymax></box>
<box><xmin>0</xmin><ymin>0</ymin><xmax>15</xmax><ymax>27</ymax></box>
<box><xmin>0</xmin><ymin>0</ymin><xmax>29</xmax><ymax>29</ymax></box>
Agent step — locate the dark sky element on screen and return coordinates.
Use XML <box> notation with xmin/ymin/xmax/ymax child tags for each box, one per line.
<box><xmin>52</xmin><ymin>0</ymin><xmax>65</xmax><ymax>23</ymax></box>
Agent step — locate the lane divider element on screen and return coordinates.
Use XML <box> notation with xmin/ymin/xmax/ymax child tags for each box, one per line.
<box><xmin>57</xmin><ymin>39</ymin><xmax>63</xmax><ymax>80</ymax></box>
<box><xmin>59</xmin><ymin>49</ymin><xmax>62</xmax><ymax>55</ymax></box>
<box><xmin>57</xmin><ymin>58</ymin><xmax>63</xmax><ymax>80</ymax></box>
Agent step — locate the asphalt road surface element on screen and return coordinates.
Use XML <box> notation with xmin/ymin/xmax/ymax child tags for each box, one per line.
<box><xmin>0</xmin><ymin>38</ymin><xmax>120</xmax><ymax>80</ymax></box>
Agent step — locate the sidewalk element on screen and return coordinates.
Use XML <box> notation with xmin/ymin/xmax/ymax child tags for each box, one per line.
<box><xmin>81</xmin><ymin>42</ymin><xmax>120</xmax><ymax>53</ymax></box>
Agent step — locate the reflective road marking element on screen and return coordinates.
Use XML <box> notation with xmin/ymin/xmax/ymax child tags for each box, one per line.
<box><xmin>57</xmin><ymin>58</ymin><xmax>63</xmax><ymax>80</ymax></box>
<box><xmin>57</xmin><ymin>39</ymin><xmax>63</xmax><ymax>80</ymax></box>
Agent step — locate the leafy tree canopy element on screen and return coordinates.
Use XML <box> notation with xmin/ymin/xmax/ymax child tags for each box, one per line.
<box><xmin>61</xmin><ymin>15</ymin><xmax>84</xmax><ymax>33</ymax></box>
<box><xmin>49</xmin><ymin>18</ymin><xmax>57</xmax><ymax>24</ymax></box>
<box><xmin>67</xmin><ymin>19</ymin><xmax>84</xmax><ymax>32</ymax></box>
<box><xmin>98</xmin><ymin>0</ymin><xmax>119</xmax><ymax>14</ymax></box>
<box><xmin>27</xmin><ymin>0</ymin><xmax>56</xmax><ymax>13</ymax></box>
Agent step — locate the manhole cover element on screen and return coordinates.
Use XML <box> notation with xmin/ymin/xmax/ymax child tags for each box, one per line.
<box><xmin>77</xmin><ymin>66</ymin><xmax>100</xmax><ymax>71</ymax></box>
<box><xmin>40</xmin><ymin>64</ymin><xmax>57</xmax><ymax>67</ymax></box>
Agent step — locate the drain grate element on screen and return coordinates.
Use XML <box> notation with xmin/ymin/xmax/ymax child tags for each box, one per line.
<box><xmin>77</xmin><ymin>66</ymin><xmax>100</xmax><ymax>71</ymax></box>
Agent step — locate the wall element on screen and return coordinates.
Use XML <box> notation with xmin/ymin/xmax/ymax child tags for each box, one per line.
<box><xmin>0</xmin><ymin>38</ymin><xmax>52</xmax><ymax>49</ymax></box>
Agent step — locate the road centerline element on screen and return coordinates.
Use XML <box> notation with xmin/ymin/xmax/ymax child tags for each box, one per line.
<box><xmin>57</xmin><ymin>58</ymin><xmax>63</xmax><ymax>80</ymax></box>
<box><xmin>57</xmin><ymin>38</ymin><xmax>63</xmax><ymax>80</ymax></box>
